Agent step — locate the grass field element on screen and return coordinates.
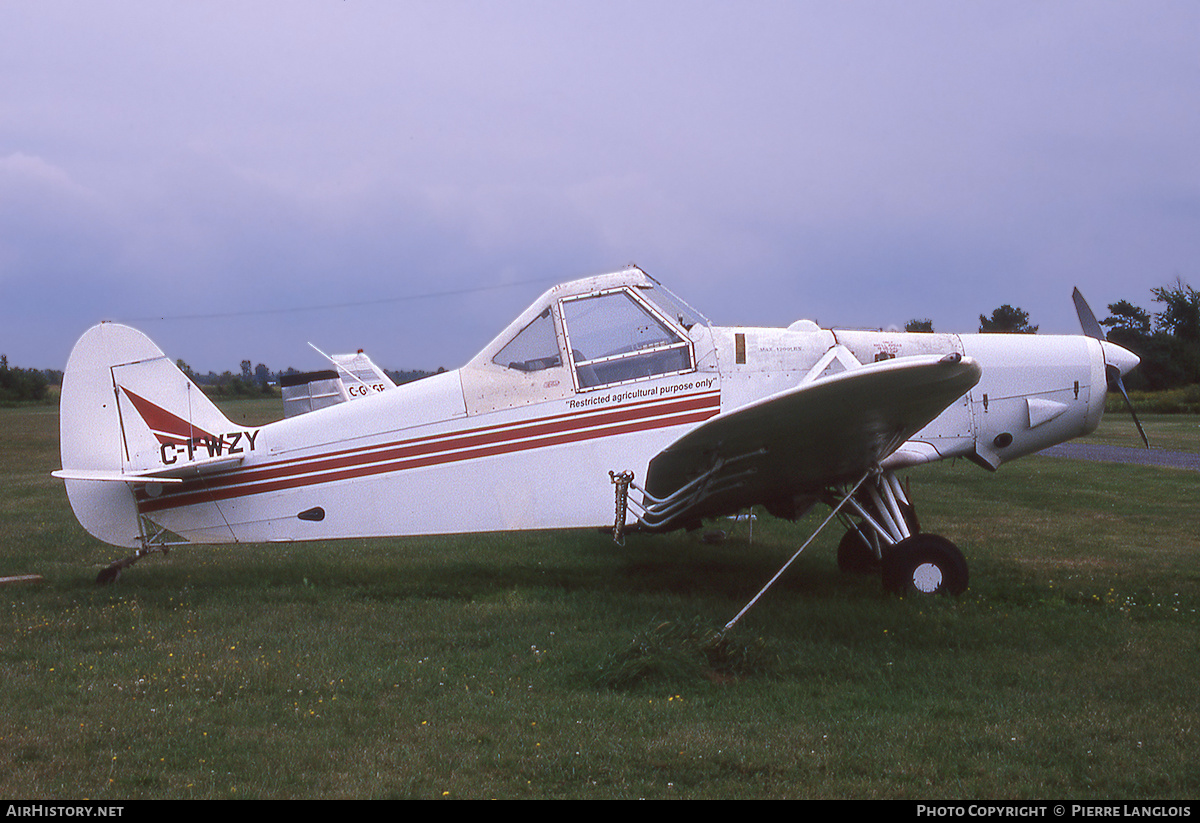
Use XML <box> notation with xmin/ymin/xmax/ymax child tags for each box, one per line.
<box><xmin>1090</xmin><ymin>409</ymin><xmax>1200</xmax><ymax>453</ymax></box>
<box><xmin>1</xmin><ymin>401</ymin><xmax>1198</xmax><ymax>799</ymax></box>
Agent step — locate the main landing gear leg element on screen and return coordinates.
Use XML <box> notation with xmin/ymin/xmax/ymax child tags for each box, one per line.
<box><xmin>722</xmin><ymin>469</ymin><xmax>970</xmax><ymax>632</ymax></box>
<box><xmin>837</xmin><ymin>471</ymin><xmax>969</xmax><ymax>597</ymax></box>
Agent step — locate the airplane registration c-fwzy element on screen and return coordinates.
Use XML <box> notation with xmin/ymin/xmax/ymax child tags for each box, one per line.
<box><xmin>54</xmin><ymin>266</ymin><xmax>1143</xmax><ymax>609</ymax></box>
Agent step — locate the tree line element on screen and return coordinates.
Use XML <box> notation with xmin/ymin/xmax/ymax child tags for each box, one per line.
<box><xmin>906</xmin><ymin>302</ymin><xmax>1041</xmax><ymax>335</ymax></box>
<box><xmin>174</xmin><ymin>360</ymin><xmax>437</xmax><ymax>397</ymax></box>
<box><xmin>0</xmin><ymin>353</ymin><xmax>437</xmax><ymax>403</ymax></box>
<box><xmin>0</xmin><ymin>355</ymin><xmax>55</xmax><ymax>403</ymax></box>
<box><xmin>1096</xmin><ymin>279</ymin><xmax>1199</xmax><ymax>390</ymax></box>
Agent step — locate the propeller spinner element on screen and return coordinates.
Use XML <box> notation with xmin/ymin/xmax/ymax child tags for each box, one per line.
<box><xmin>1072</xmin><ymin>288</ymin><xmax>1149</xmax><ymax>448</ymax></box>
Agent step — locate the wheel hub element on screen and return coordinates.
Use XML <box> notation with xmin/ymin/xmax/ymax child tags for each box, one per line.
<box><xmin>911</xmin><ymin>562</ymin><xmax>943</xmax><ymax>594</ymax></box>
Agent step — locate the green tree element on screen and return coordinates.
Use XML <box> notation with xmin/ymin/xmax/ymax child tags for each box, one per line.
<box><xmin>1151</xmin><ymin>278</ymin><xmax>1200</xmax><ymax>343</ymax></box>
<box><xmin>254</xmin><ymin>363</ymin><xmax>272</xmax><ymax>392</ymax></box>
<box><xmin>0</xmin><ymin>355</ymin><xmax>49</xmax><ymax>402</ymax></box>
<box><xmin>979</xmin><ymin>305</ymin><xmax>1038</xmax><ymax>334</ymax></box>
<box><xmin>1100</xmin><ymin>300</ymin><xmax>1152</xmax><ymax>341</ymax></box>
<box><xmin>905</xmin><ymin>318</ymin><xmax>934</xmax><ymax>333</ymax></box>
<box><xmin>1100</xmin><ymin>279</ymin><xmax>1200</xmax><ymax>390</ymax></box>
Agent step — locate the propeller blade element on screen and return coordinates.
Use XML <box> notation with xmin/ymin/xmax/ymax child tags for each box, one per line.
<box><xmin>1072</xmin><ymin>287</ymin><xmax>1150</xmax><ymax>449</ymax></box>
<box><xmin>1114</xmin><ymin>373</ymin><xmax>1151</xmax><ymax>449</ymax></box>
<box><xmin>1072</xmin><ymin>287</ymin><xmax>1105</xmax><ymax>340</ymax></box>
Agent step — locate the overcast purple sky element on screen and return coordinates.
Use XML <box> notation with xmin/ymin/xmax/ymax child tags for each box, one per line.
<box><xmin>3</xmin><ymin>2</ymin><xmax>1198</xmax><ymax>374</ymax></box>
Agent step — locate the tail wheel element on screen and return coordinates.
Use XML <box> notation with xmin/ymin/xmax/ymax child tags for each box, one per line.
<box><xmin>881</xmin><ymin>534</ymin><xmax>969</xmax><ymax>596</ymax></box>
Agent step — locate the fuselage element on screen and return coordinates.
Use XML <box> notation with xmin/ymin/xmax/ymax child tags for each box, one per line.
<box><xmin>60</xmin><ymin>267</ymin><xmax>1131</xmax><ymax>548</ymax></box>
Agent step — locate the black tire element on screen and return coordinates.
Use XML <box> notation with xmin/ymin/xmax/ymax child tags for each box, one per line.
<box><xmin>837</xmin><ymin>524</ymin><xmax>881</xmax><ymax>574</ymax></box>
<box><xmin>881</xmin><ymin>534</ymin><xmax>969</xmax><ymax>596</ymax></box>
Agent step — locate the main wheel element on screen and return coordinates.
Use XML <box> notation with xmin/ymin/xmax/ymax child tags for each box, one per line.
<box><xmin>837</xmin><ymin>524</ymin><xmax>881</xmax><ymax>574</ymax></box>
<box><xmin>881</xmin><ymin>534</ymin><xmax>968</xmax><ymax>596</ymax></box>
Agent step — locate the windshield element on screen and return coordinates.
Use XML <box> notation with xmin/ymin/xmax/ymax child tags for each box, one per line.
<box><xmin>561</xmin><ymin>288</ymin><xmax>694</xmax><ymax>389</ymax></box>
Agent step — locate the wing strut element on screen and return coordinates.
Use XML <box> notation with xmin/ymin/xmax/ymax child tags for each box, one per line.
<box><xmin>721</xmin><ymin>470</ymin><xmax>872</xmax><ymax>636</ymax></box>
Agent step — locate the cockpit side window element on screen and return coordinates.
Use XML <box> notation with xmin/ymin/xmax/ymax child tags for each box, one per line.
<box><xmin>492</xmin><ymin>307</ymin><xmax>562</xmax><ymax>372</ymax></box>
<box><xmin>561</xmin><ymin>289</ymin><xmax>694</xmax><ymax>390</ymax></box>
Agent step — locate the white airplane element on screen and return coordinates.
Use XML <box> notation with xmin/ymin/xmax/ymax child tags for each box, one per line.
<box><xmin>54</xmin><ymin>266</ymin><xmax>1143</xmax><ymax>603</ymax></box>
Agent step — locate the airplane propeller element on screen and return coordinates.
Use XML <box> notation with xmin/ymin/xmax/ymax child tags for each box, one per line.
<box><xmin>1072</xmin><ymin>287</ymin><xmax>1149</xmax><ymax>448</ymax></box>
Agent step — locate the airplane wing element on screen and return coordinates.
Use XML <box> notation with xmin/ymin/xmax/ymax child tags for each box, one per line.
<box><xmin>636</xmin><ymin>353</ymin><xmax>982</xmax><ymax>530</ymax></box>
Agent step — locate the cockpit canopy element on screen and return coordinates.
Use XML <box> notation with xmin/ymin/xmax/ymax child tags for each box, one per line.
<box><xmin>478</xmin><ymin>267</ymin><xmax>707</xmax><ymax>393</ymax></box>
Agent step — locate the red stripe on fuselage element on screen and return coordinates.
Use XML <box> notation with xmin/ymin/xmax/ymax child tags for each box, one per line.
<box><xmin>137</xmin><ymin>390</ymin><xmax>720</xmax><ymax>514</ymax></box>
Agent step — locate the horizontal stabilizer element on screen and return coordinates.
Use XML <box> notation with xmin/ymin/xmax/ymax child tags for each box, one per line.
<box><xmin>53</xmin><ymin>454</ymin><xmax>244</xmax><ymax>484</ymax></box>
<box><xmin>52</xmin><ymin>469</ymin><xmax>183</xmax><ymax>484</ymax></box>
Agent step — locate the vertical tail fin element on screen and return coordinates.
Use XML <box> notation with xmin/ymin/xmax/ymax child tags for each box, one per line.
<box><xmin>57</xmin><ymin>322</ymin><xmax>236</xmax><ymax>547</ymax></box>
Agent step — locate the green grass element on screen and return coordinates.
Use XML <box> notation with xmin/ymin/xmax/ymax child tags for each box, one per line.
<box><xmin>1084</xmin><ymin>411</ymin><xmax>1200</xmax><ymax>453</ymax></box>
<box><xmin>2</xmin><ymin>401</ymin><xmax>1198</xmax><ymax>799</ymax></box>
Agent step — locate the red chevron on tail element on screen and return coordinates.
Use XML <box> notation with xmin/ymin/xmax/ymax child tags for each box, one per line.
<box><xmin>120</xmin><ymin>386</ymin><xmax>215</xmax><ymax>446</ymax></box>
